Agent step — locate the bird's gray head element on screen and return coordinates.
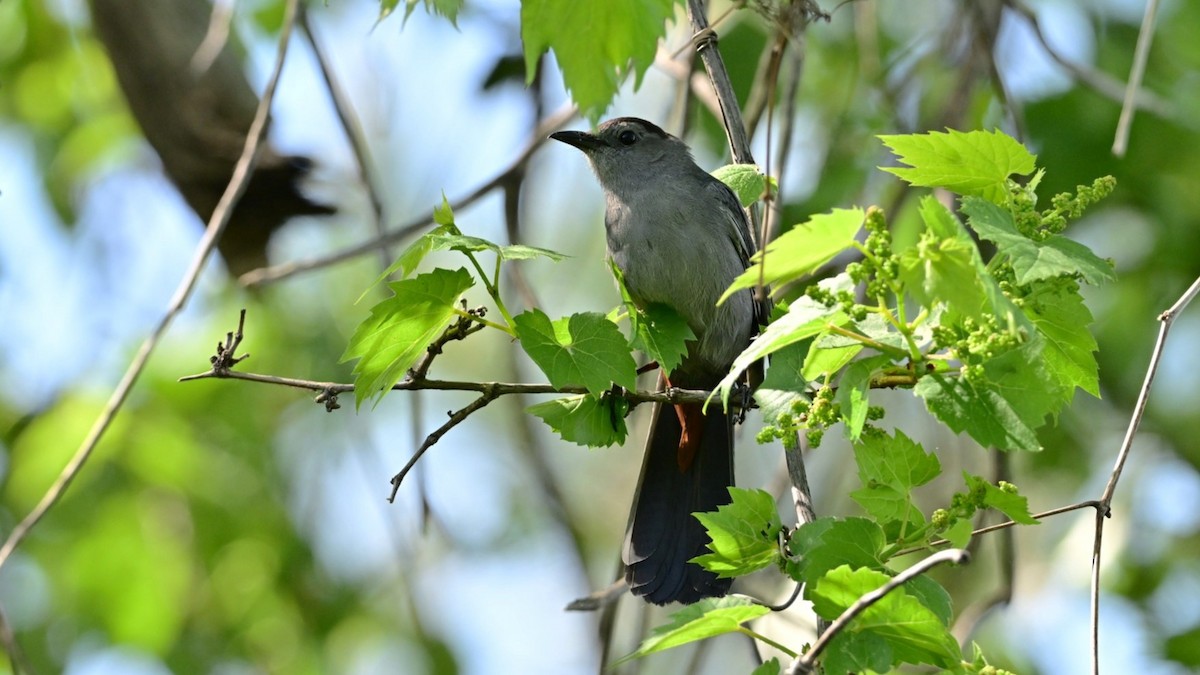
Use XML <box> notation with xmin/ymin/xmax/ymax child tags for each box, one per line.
<box><xmin>550</xmin><ymin>117</ymin><xmax>699</xmax><ymax>195</ymax></box>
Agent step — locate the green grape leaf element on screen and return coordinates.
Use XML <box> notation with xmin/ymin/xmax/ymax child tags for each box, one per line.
<box><xmin>713</xmin><ymin>294</ymin><xmax>847</xmax><ymax>406</ymax></box>
<box><xmin>914</xmin><ymin>373</ymin><xmax>1041</xmax><ymax>452</ymax></box>
<box><xmin>527</xmin><ymin>394</ymin><xmax>628</xmax><ymax>447</ymax></box>
<box><xmin>964</xmin><ymin>473</ymin><xmax>1039</xmax><ymax>524</ymax></box>
<box><xmin>787</xmin><ymin>517</ymin><xmax>886</xmax><ymax>584</ymax></box>
<box><xmin>1023</xmin><ymin>279</ymin><xmax>1100</xmax><ymax>397</ymax></box>
<box><xmin>631</xmin><ymin>303</ymin><xmax>695</xmax><ymax>374</ymax></box>
<box><xmin>962</xmin><ymin>197</ymin><xmax>1114</xmax><ymax>285</ymax></box>
<box><xmin>809</xmin><ymin>565</ymin><xmax>962</xmax><ymax>668</ymax></box>
<box><xmin>342</xmin><ymin>267</ymin><xmax>475</xmax><ymax>407</ymax></box>
<box><xmin>834</xmin><ymin>354</ymin><xmax>893</xmax><ymax>440</ymax></box>
<box><xmin>754</xmin><ymin>341</ymin><xmax>810</xmax><ymax>424</ymax></box>
<box><xmin>693</xmin><ymin>488</ymin><xmax>783</xmax><ymax>578</ymax></box>
<box><xmin>514</xmin><ymin>310</ymin><xmax>638</xmax><ymax>396</ymax></box>
<box><xmin>427</xmin><ymin>233</ymin><xmax>568</xmax><ymax>262</ymax></box>
<box><xmin>387</xmin><ymin>0</ymin><xmax>462</xmax><ymax>25</ymax></box>
<box><xmin>750</xmin><ymin>658</ymin><xmax>783</xmax><ymax>675</ymax></box>
<box><xmin>823</xmin><ymin>630</ymin><xmax>893</xmax><ymax>675</ymax></box>
<box><xmin>614</xmin><ymin>596</ymin><xmax>771</xmax><ymax>665</ymax></box>
<box><xmin>879</xmin><ymin>129</ymin><xmax>1036</xmax><ymax>203</ymax></box>
<box><xmin>721</xmin><ymin>208</ymin><xmax>865</xmax><ymax>303</ymax></box>
<box><xmin>521</xmin><ymin>0</ymin><xmax>676</xmax><ymax>120</ymax></box>
<box><xmin>898</xmin><ymin>196</ymin><xmax>989</xmax><ymax>318</ymax></box>
<box><xmin>712</xmin><ymin>164</ymin><xmax>777</xmax><ymax>207</ymax></box>
<box><xmin>802</xmin><ymin>332</ymin><xmax>864</xmax><ymax>381</ymax></box>
<box><xmin>849</xmin><ymin>430</ymin><xmax>940</xmax><ymax>526</ymax></box>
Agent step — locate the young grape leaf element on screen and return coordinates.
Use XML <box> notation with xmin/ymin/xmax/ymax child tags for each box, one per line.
<box><xmin>1023</xmin><ymin>279</ymin><xmax>1100</xmax><ymax>397</ymax></box>
<box><xmin>833</xmin><ymin>354</ymin><xmax>893</xmax><ymax>440</ymax></box>
<box><xmin>879</xmin><ymin>129</ymin><xmax>1036</xmax><ymax>203</ymax></box>
<box><xmin>527</xmin><ymin>394</ymin><xmax>628</xmax><ymax>447</ymax></box>
<box><xmin>713</xmin><ymin>294</ymin><xmax>847</xmax><ymax>406</ymax></box>
<box><xmin>521</xmin><ymin>0</ymin><xmax>675</xmax><ymax>119</ymax></box>
<box><xmin>787</xmin><ymin>517</ymin><xmax>886</xmax><ymax>585</ymax></box>
<box><xmin>720</xmin><ymin>208</ymin><xmax>865</xmax><ymax>303</ymax></box>
<box><xmin>850</xmin><ymin>430</ymin><xmax>940</xmax><ymax>526</ymax></box>
<box><xmin>514</xmin><ymin>309</ymin><xmax>638</xmax><ymax>396</ymax></box>
<box><xmin>693</xmin><ymin>488</ymin><xmax>783</xmax><ymax>578</ymax></box>
<box><xmin>962</xmin><ymin>197</ymin><xmax>1114</xmax><ymax>285</ymax></box>
<box><xmin>630</xmin><ymin>303</ymin><xmax>695</xmax><ymax>374</ymax></box>
<box><xmin>342</xmin><ymin>267</ymin><xmax>475</xmax><ymax>407</ymax></box>
<box><xmin>809</xmin><ymin>565</ymin><xmax>962</xmax><ymax>668</ymax></box>
<box><xmin>898</xmin><ymin>196</ymin><xmax>989</xmax><ymax>318</ymax></box>
<box><xmin>712</xmin><ymin>164</ymin><xmax>777</xmax><ymax>208</ymax></box>
<box><xmin>963</xmin><ymin>473</ymin><xmax>1039</xmax><ymax>524</ymax></box>
<box><xmin>613</xmin><ymin>596</ymin><xmax>771</xmax><ymax>665</ymax></box>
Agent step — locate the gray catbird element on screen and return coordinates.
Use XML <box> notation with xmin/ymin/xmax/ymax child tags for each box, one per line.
<box><xmin>551</xmin><ymin>118</ymin><xmax>761</xmax><ymax>604</ymax></box>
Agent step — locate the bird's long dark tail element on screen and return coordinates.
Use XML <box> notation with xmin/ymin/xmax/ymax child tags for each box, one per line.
<box><xmin>622</xmin><ymin>398</ymin><xmax>734</xmax><ymax>605</ymax></box>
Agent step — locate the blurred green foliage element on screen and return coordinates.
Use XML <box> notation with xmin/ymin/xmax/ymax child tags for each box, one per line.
<box><xmin>0</xmin><ymin>0</ymin><xmax>1197</xmax><ymax>673</ymax></box>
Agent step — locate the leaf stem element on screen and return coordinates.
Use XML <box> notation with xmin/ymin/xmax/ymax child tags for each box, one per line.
<box><xmin>452</xmin><ymin>306</ymin><xmax>513</xmax><ymax>336</ymax></box>
<box><xmin>738</xmin><ymin>627</ymin><xmax>798</xmax><ymax>659</ymax></box>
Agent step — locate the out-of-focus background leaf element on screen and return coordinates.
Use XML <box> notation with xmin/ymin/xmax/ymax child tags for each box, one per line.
<box><xmin>0</xmin><ymin>1</ymin><xmax>1197</xmax><ymax>673</ymax></box>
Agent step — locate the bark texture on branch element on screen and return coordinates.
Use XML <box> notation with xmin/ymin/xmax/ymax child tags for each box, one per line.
<box><xmin>89</xmin><ymin>0</ymin><xmax>334</xmax><ymax>275</ymax></box>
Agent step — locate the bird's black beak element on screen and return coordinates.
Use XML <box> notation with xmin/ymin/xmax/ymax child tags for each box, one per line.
<box><xmin>550</xmin><ymin>130</ymin><xmax>605</xmax><ymax>152</ymax></box>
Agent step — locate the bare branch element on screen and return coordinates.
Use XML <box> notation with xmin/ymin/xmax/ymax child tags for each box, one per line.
<box><xmin>237</xmin><ymin>104</ymin><xmax>578</xmax><ymax>288</ymax></box>
<box><xmin>787</xmin><ymin>549</ymin><xmax>971</xmax><ymax>675</ymax></box>
<box><xmin>1089</xmin><ymin>273</ymin><xmax>1200</xmax><ymax>675</ymax></box>
<box><xmin>0</xmin><ymin>0</ymin><xmax>303</xmax><ymax>575</ymax></box>
<box><xmin>388</xmin><ymin>390</ymin><xmax>498</xmax><ymax>501</ymax></box>
<box><xmin>1112</xmin><ymin>0</ymin><xmax>1162</xmax><ymax>156</ymax></box>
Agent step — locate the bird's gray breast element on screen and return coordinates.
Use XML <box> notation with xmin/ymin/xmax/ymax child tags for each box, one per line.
<box><xmin>603</xmin><ymin>188</ymin><xmax>753</xmax><ymax>375</ymax></box>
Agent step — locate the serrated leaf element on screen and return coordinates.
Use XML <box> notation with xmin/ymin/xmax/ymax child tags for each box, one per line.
<box><xmin>427</xmin><ymin>233</ymin><xmax>567</xmax><ymax>262</ymax></box>
<box><xmin>801</xmin><ymin>333</ymin><xmax>863</xmax><ymax>381</ymax></box>
<box><xmin>964</xmin><ymin>473</ymin><xmax>1039</xmax><ymax>524</ymax></box>
<box><xmin>341</xmin><ymin>267</ymin><xmax>475</xmax><ymax>407</ymax></box>
<box><xmin>823</xmin><ymin>630</ymin><xmax>893</xmax><ymax>675</ymax></box>
<box><xmin>693</xmin><ymin>488</ymin><xmax>783</xmax><ymax>578</ymax></box>
<box><xmin>809</xmin><ymin>565</ymin><xmax>962</xmax><ymax>668</ymax></box>
<box><xmin>879</xmin><ymin>129</ymin><xmax>1036</xmax><ymax>202</ymax></box>
<box><xmin>395</xmin><ymin>0</ymin><xmax>462</xmax><ymax>25</ymax></box>
<box><xmin>788</xmin><ymin>517</ymin><xmax>886</xmax><ymax>584</ymax></box>
<box><xmin>713</xmin><ymin>294</ymin><xmax>847</xmax><ymax>407</ymax></box>
<box><xmin>898</xmin><ymin>196</ymin><xmax>989</xmax><ymax>318</ymax></box>
<box><xmin>527</xmin><ymin>394</ymin><xmax>627</xmax><ymax>447</ymax></box>
<box><xmin>849</xmin><ymin>430</ymin><xmax>940</xmax><ymax>526</ymax></box>
<box><xmin>962</xmin><ymin>197</ymin><xmax>1114</xmax><ymax>285</ymax></box>
<box><xmin>754</xmin><ymin>342</ymin><xmax>810</xmax><ymax>424</ymax></box>
<box><xmin>750</xmin><ymin>657</ymin><xmax>783</xmax><ymax>675</ymax></box>
<box><xmin>1024</xmin><ymin>279</ymin><xmax>1100</xmax><ymax>397</ymax></box>
<box><xmin>514</xmin><ymin>310</ymin><xmax>637</xmax><ymax>396</ymax></box>
<box><xmin>721</xmin><ymin>208</ymin><xmax>864</xmax><ymax>303</ymax></box>
<box><xmin>521</xmin><ymin>0</ymin><xmax>676</xmax><ymax>120</ymax></box>
<box><xmin>615</xmin><ymin>596</ymin><xmax>771</xmax><ymax>664</ymax></box>
<box><xmin>712</xmin><ymin>164</ymin><xmax>776</xmax><ymax>207</ymax></box>
<box><xmin>631</xmin><ymin>303</ymin><xmax>695</xmax><ymax>374</ymax></box>
<box><xmin>914</xmin><ymin>373</ymin><xmax>1041</xmax><ymax>452</ymax></box>
<box><xmin>834</xmin><ymin>354</ymin><xmax>893</xmax><ymax>440</ymax></box>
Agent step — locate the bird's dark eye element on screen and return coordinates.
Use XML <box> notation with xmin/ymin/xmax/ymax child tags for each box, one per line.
<box><xmin>617</xmin><ymin>129</ymin><xmax>638</xmax><ymax>145</ymax></box>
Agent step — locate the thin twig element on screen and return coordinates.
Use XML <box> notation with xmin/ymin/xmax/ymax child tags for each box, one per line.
<box><xmin>298</xmin><ymin>6</ymin><xmax>391</xmax><ymax>268</ymax></box>
<box><xmin>388</xmin><ymin>390</ymin><xmax>498</xmax><ymax>501</ymax></box>
<box><xmin>1088</xmin><ymin>273</ymin><xmax>1200</xmax><ymax>675</ymax></box>
<box><xmin>0</xmin><ymin>0</ymin><xmax>302</xmax><ymax>574</ymax></box>
<box><xmin>786</xmin><ymin>549</ymin><xmax>971</xmax><ymax>674</ymax></box>
<box><xmin>895</xmin><ymin>499</ymin><xmax>1101</xmax><ymax>556</ymax></box>
<box><xmin>237</xmin><ymin>104</ymin><xmax>578</xmax><ymax>288</ymax></box>
<box><xmin>1002</xmin><ymin>0</ymin><xmax>1172</xmax><ymax>122</ymax></box>
<box><xmin>1111</xmin><ymin>0</ymin><xmax>1161</xmax><ymax>157</ymax></box>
